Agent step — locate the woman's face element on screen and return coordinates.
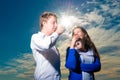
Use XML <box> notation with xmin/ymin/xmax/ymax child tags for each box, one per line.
<box><xmin>73</xmin><ymin>28</ymin><xmax>85</xmax><ymax>39</ymax></box>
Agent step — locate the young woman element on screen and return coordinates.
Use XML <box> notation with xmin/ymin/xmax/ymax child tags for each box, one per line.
<box><xmin>65</xmin><ymin>26</ymin><xmax>101</xmax><ymax>80</ymax></box>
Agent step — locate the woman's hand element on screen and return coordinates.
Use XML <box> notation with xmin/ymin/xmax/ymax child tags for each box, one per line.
<box><xmin>70</xmin><ymin>34</ymin><xmax>79</xmax><ymax>48</ymax></box>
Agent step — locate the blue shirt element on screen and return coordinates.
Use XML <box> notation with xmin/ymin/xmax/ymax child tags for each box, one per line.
<box><xmin>65</xmin><ymin>48</ymin><xmax>101</xmax><ymax>80</ymax></box>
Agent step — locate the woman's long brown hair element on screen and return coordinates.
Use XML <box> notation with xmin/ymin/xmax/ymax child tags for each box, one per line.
<box><xmin>72</xmin><ymin>26</ymin><xmax>100</xmax><ymax>59</ymax></box>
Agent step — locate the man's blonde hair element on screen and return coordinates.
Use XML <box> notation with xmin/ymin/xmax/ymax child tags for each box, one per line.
<box><xmin>40</xmin><ymin>12</ymin><xmax>57</xmax><ymax>30</ymax></box>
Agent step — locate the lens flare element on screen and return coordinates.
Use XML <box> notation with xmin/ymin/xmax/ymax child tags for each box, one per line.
<box><xmin>58</xmin><ymin>12</ymin><xmax>90</xmax><ymax>34</ymax></box>
<box><xmin>59</xmin><ymin>15</ymin><xmax>77</xmax><ymax>29</ymax></box>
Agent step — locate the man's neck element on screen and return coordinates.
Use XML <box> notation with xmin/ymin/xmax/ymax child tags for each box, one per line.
<box><xmin>41</xmin><ymin>29</ymin><xmax>50</xmax><ymax>36</ymax></box>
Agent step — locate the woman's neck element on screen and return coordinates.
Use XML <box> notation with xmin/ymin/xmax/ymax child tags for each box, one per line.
<box><xmin>78</xmin><ymin>48</ymin><xmax>88</xmax><ymax>52</ymax></box>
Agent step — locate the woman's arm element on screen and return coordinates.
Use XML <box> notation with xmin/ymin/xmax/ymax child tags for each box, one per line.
<box><xmin>80</xmin><ymin>57</ymin><xmax>101</xmax><ymax>72</ymax></box>
<box><xmin>65</xmin><ymin>34</ymin><xmax>80</xmax><ymax>70</ymax></box>
<box><xmin>65</xmin><ymin>48</ymin><xmax>78</xmax><ymax>70</ymax></box>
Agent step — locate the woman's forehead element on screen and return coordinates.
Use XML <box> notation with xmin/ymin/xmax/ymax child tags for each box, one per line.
<box><xmin>74</xmin><ymin>28</ymin><xmax>82</xmax><ymax>32</ymax></box>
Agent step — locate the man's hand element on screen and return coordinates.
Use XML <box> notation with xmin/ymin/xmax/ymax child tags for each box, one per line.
<box><xmin>55</xmin><ymin>25</ymin><xmax>65</xmax><ymax>35</ymax></box>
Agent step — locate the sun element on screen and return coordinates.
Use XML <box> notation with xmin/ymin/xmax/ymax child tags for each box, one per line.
<box><xmin>58</xmin><ymin>14</ymin><xmax>78</xmax><ymax>30</ymax></box>
<box><xmin>57</xmin><ymin>11</ymin><xmax>90</xmax><ymax>34</ymax></box>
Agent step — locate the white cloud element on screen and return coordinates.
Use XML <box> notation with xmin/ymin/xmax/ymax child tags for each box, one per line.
<box><xmin>0</xmin><ymin>53</ymin><xmax>35</xmax><ymax>79</ymax></box>
<box><xmin>109</xmin><ymin>8</ymin><xmax>120</xmax><ymax>16</ymax></box>
<box><xmin>85</xmin><ymin>9</ymin><xmax>104</xmax><ymax>25</ymax></box>
<box><xmin>87</xmin><ymin>27</ymin><xmax>120</xmax><ymax>48</ymax></box>
<box><xmin>0</xmin><ymin>68</ymin><xmax>17</xmax><ymax>74</ymax></box>
<box><xmin>100</xmin><ymin>0</ymin><xmax>120</xmax><ymax>16</ymax></box>
<box><xmin>100</xmin><ymin>4</ymin><xmax>110</xmax><ymax>11</ymax></box>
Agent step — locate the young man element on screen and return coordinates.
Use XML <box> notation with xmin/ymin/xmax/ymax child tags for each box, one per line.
<box><xmin>30</xmin><ymin>12</ymin><xmax>64</xmax><ymax>80</ymax></box>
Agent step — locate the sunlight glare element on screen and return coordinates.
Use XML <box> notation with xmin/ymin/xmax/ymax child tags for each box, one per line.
<box><xmin>59</xmin><ymin>15</ymin><xmax>78</xmax><ymax>29</ymax></box>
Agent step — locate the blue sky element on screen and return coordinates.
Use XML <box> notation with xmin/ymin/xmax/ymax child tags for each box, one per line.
<box><xmin>0</xmin><ymin>0</ymin><xmax>120</xmax><ymax>80</ymax></box>
<box><xmin>0</xmin><ymin>0</ymin><xmax>53</xmax><ymax>63</ymax></box>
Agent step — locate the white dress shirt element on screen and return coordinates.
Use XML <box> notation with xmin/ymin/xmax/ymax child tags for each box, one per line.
<box><xmin>30</xmin><ymin>32</ymin><xmax>61</xmax><ymax>80</ymax></box>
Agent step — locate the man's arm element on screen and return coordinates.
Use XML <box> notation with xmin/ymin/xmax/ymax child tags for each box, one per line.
<box><xmin>31</xmin><ymin>32</ymin><xmax>59</xmax><ymax>50</ymax></box>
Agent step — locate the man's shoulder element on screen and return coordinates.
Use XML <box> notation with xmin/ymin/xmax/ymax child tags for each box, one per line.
<box><xmin>32</xmin><ymin>32</ymin><xmax>42</xmax><ymax>36</ymax></box>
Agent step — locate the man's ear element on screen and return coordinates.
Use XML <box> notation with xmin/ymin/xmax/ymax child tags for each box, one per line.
<box><xmin>43</xmin><ymin>21</ymin><xmax>46</xmax><ymax>25</ymax></box>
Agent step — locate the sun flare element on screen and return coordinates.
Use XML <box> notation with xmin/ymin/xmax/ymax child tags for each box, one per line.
<box><xmin>59</xmin><ymin>15</ymin><xmax>77</xmax><ymax>29</ymax></box>
<box><xmin>58</xmin><ymin>13</ymin><xmax>84</xmax><ymax>32</ymax></box>
<box><xmin>58</xmin><ymin>12</ymin><xmax>90</xmax><ymax>33</ymax></box>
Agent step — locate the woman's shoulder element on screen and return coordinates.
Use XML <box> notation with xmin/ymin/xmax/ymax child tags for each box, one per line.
<box><xmin>79</xmin><ymin>49</ymin><xmax>93</xmax><ymax>55</ymax></box>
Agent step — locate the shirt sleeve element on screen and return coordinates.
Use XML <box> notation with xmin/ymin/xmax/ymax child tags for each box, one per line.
<box><xmin>31</xmin><ymin>32</ymin><xmax>59</xmax><ymax>50</ymax></box>
<box><xmin>80</xmin><ymin>57</ymin><xmax>101</xmax><ymax>72</ymax></box>
<box><xmin>65</xmin><ymin>48</ymin><xmax>78</xmax><ymax>70</ymax></box>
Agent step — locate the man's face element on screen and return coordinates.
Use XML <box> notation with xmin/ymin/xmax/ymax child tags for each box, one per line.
<box><xmin>44</xmin><ymin>16</ymin><xmax>57</xmax><ymax>35</ymax></box>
